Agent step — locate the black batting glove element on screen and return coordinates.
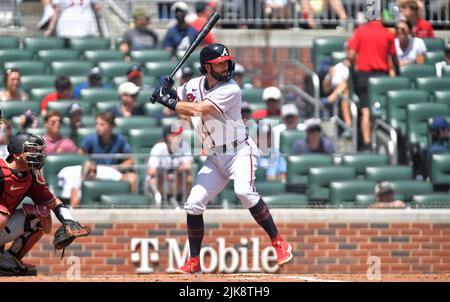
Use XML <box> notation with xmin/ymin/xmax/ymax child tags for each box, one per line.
<box><xmin>150</xmin><ymin>86</ymin><xmax>178</xmax><ymax>111</ymax></box>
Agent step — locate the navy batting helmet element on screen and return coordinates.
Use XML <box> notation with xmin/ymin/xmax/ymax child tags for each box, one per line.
<box><xmin>199</xmin><ymin>43</ymin><xmax>235</xmax><ymax>81</ymax></box>
<box><xmin>6</xmin><ymin>132</ymin><xmax>46</xmax><ymax>170</ymax></box>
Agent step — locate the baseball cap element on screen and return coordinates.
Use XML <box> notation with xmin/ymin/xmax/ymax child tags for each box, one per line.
<box><xmin>127</xmin><ymin>65</ymin><xmax>144</xmax><ymax>80</ymax></box>
<box><xmin>375</xmin><ymin>181</ymin><xmax>394</xmax><ymax>196</ymax></box>
<box><xmin>431</xmin><ymin>116</ymin><xmax>449</xmax><ymax>131</ymax></box>
<box><xmin>118</xmin><ymin>82</ymin><xmax>140</xmax><ymax>96</ymax></box>
<box><xmin>305</xmin><ymin>117</ymin><xmax>322</xmax><ymax>131</ymax></box>
<box><xmin>262</xmin><ymin>86</ymin><xmax>282</xmax><ymax>102</ymax></box>
<box><xmin>234</xmin><ymin>63</ymin><xmax>245</xmax><ymax>76</ymax></box>
<box><xmin>133</xmin><ymin>8</ymin><xmax>150</xmax><ymax>20</ymax></box>
<box><xmin>281</xmin><ymin>103</ymin><xmax>299</xmax><ymax>118</ymax></box>
<box><xmin>66</xmin><ymin>103</ymin><xmax>83</xmax><ymax>116</ymax></box>
<box><xmin>87</xmin><ymin>67</ymin><xmax>102</xmax><ymax>80</ymax></box>
<box><xmin>181</xmin><ymin>66</ymin><xmax>193</xmax><ymax>78</ymax></box>
<box><xmin>172</xmin><ymin>1</ymin><xmax>189</xmax><ymax>14</ymax></box>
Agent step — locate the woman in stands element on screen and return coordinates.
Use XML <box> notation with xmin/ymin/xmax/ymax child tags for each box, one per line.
<box><xmin>0</xmin><ymin>68</ymin><xmax>29</xmax><ymax>102</ymax></box>
<box><xmin>394</xmin><ymin>19</ymin><xmax>427</xmax><ymax>67</ymax></box>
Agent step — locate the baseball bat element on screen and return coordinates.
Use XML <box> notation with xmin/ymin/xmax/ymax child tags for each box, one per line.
<box><xmin>168</xmin><ymin>11</ymin><xmax>221</xmax><ymax>80</ymax></box>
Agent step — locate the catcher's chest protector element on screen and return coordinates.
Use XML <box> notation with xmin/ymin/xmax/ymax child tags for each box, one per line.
<box><xmin>0</xmin><ymin>159</ymin><xmax>33</xmax><ymax>213</ymax></box>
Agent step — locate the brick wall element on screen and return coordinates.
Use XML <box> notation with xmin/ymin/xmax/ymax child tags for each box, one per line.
<box><xmin>22</xmin><ymin>221</ymin><xmax>450</xmax><ymax>275</ymax></box>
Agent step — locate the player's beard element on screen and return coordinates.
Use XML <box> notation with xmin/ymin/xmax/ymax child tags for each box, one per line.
<box><xmin>210</xmin><ymin>69</ymin><xmax>229</xmax><ymax>82</ymax></box>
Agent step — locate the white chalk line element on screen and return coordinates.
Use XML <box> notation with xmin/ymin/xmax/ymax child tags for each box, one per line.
<box><xmin>236</xmin><ymin>273</ymin><xmax>346</xmax><ymax>282</ymax></box>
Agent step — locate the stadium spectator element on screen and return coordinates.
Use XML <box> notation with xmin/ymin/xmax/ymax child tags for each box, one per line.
<box><xmin>321</xmin><ymin>58</ymin><xmax>352</xmax><ymax>135</ymax></box>
<box><xmin>241</xmin><ymin>101</ymin><xmax>253</xmax><ymax>123</ymax></box>
<box><xmin>43</xmin><ymin>111</ymin><xmax>77</xmax><ymax>155</ymax></box>
<box><xmin>78</xmin><ymin>112</ymin><xmax>137</xmax><ymax>193</ymax></box>
<box><xmin>109</xmin><ymin>82</ymin><xmax>145</xmax><ymax>118</ymax></box>
<box><xmin>45</xmin><ymin>0</ymin><xmax>101</xmax><ymax>38</ymax></box>
<box><xmin>127</xmin><ymin>65</ymin><xmax>145</xmax><ymax>88</ymax></box>
<box><xmin>37</xmin><ymin>0</ymin><xmax>54</xmax><ymax>30</ymax></box>
<box><xmin>233</xmin><ymin>63</ymin><xmax>253</xmax><ymax>89</ymax></box>
<box><xmin>120</xmin><ymin>8</ymin><xmax>159</xmax><ymax>58</ymax></box>
<box><xmin>257</xmin><ymin>126</ymin><xmax>287</xmax><ymax>182</ymax></box>
<box><xmin>146</xmin><ymin>125</ymin><xmax>193</xmax><ymax>208</ymax></box>
<box><xmin>57</xmin><ymin>159</ymin><xmax>127</xmax><ymax>208</ymax></box>
<box><xmin>347</xmin><ymin>19</ymin><xmax>398</xmax><ymax>151</ymax></box>
<box><xmin>0</xmin><ymin>119</ymin><xmax>12</xmax><ymax>159</ymax></box>
<box><xmin>73</xmin><ymin>67</ymin><xmax>112</xmax><ymax>99</ymax></box>
<box><xmin>179</xmin><ymin>66</ymin><xmax>194</xmax><ymax>85</ymax></box>
<box><xmin>65</xmin><ymin>102</ymin><xmax>84</xmax><ymax>142</ymax></box>
<box><xmin>394</xmin><ymin>19</ymin><xmax>426</xmax><ymax>66</ymax></box>
<box><xmin>162</xmin><ymin>1</ymin><xmax>198</xmax><ymax>58</ymax></box>
<box><xmin>0</xmin><ymin>68</ymin><xmax>28</xmax><ymax>102</ymax></box>
<box><xmin>435</xmin><ymin>46</ymin><xmax>450</xmax><ymax>78</ymax></box>
<box><xmin>191</xmin><ymin>1</ymin><xmax>217</xmax><ymax>45</ymax></box>
<box><xmin>425</xmin><ymin>116</ymin><xmax>449</xmax><ymax>179</ymax></box>
<box><xmin>272</xmin><ymin>103</ymin><xmax>305</xmax><ymax>150</ymax></box>
<box><xmin>17</xmin><ymin>109</ymin><xmax>39</xmax><ymax>131</ymax></box>
<box><xmin>370</xmin><ymin>181</ymin><xmax>406</xmax><ymax>209</ymax></box>
<box><xmin>300</xmin><ymin>0</ymin><xmax>348</xmax><ymax>29</ymax></box>
<box><xmin>399</xmin><ymin>0</ymin><xmax>435</xmax><ymax>38</ymax></box>
<box><xmin>292</xmin><ymin>117</ymin><xmax>335</xmax><ymax>154</ymax></box>
<box><xmin>40</xmin><ymin>75</ymin><xmax>73</xmax><ymax>116</ymax></box>
<box><xmin>252</xmin><ymin>86</ymin><xmax>282</xmax><ymax>120</ymax></box>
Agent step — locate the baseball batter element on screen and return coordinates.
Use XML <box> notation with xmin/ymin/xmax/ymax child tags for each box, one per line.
<box><xmin>151</xmin><ymin>43</ymin><xmax>293</xmax><ymax>274</ymax></box>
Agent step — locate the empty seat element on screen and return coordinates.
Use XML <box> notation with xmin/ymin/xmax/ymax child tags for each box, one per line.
<box><xmin>368</xmin><ymin>77</ymin><xmax>410</xmax><ymax>118</ymax></box>
<box><xmin>386</xmin><ymin>89</ymin><xmax>429</xmax><ymax>134</ymax></box>
<box><xmin>311</xmin><ymin>37</ymin><xmax>348</xmax><ymax>73</ymax></box>
<box><xmin>130</xmin><ymin>50</ymin><xmax>172</xmax><ymax>63</ymax></box>
<box><xmin>80</xmin><ymin>88</ymin><xmax>117</xmax><ymax>104</ymax></box>
<box><xmin>365</xmin><ymin>165</ymin><xmax>412</xmax><ymax>182</ymax></box>
<box><xmin>400</xmin><ymin>65</ymin><xmax>436</xmax><ymax>85</ymax></box>
<box><xmin>390</xmin><ymin>180</ymin><xmax>433</xmax><ymax>202</ymax></box>
<box><xmin>81</xmin><ymin>180</ymin><xmax>131</xmax><ymax>205</ymax></box>
<box><xmin>287</xmin><ymin>154</ymin><xmax>333</xmax><ymax>189</ymax></box>
<box><xmin>412</xmin><ymin>193</ymin><xmax>450</xmax><ymax>208</ymax></box>
<box><xmin>0</xmin><ymin>49</ymin><xmax>34</xmax><ymax>66</ymax></box>
<box><xmin>115</xmin><ymin>116</ymin><xmax>158</xmax><ymax>136</ymax></box>
<box><xmin>129</xmin><ymin>128</ymin><xmax>163</xmax><ymax>154</ymax></box>
<box><xmin>46</xmin><ymin>100</ymin><xmax>91</xmax><ymax>116</ymax></box>
<box><xmin>241</xmin><ymin>88</ymin><xmax>264</xmax><ymax>104</ymax></box>
<box><xmin>433</xmin><ymin>91</ymin><xmax>450</xmax><ymax>106</ymax></box>
<box><xmin>144</xmin><ymin>61</ymin><xmax>177</xmax><ymax>79</ymax></box>
<box><xmin>341</xmin><ymin>153</ymin><xmax>389</xmax><ymax>178</ymax></box>
<box><xmin>263</xmin><ymin>193</ymin><xmax>309</xmax><ymax>208</ymax></box>
<box><xmin>329</xmin><ymin>180</ymin><xmax>376</xmax><ymax>204</ymax></box>
<box><xmin>443</xmin><ymin>66</ymin><xmax>450</xmax><ymax>77</ymax></box>
<box><xmin>37</xmin><ymin>49</ymin><xmax>80</xmax><ymax>64</ymax></box>
<box><xmin>415</xmin><ymin>77</ymin><xmax>450</xmax><ymax>93</ymax></box>
<box><xmin>20</xmin><ymin>75</ymin><xmax>55</xmax><ymax>92</ymax></box>
<box><xmin>422</xmin><ymin>37</ymin><xmax>445</xmax><ymax>52</ymax></box>
<box><xmin>144</xmin><ymin>102</ymin><xmax>163</xmax><ymax>117</ymax></box>
<box><xmin>69</xmin><ymin>37</ymin><xmax>110</xmax><ymax>51</ymax></box>
<box><xmin>425</xmin><ymin>51</ymin><xmax>445</xmax><ymax>65</ymax></box>
<box><xmin>83</xmin><ymin>50</ymin><xmax>124</xmax><ymax>65</ymax></box>
<box><xmin>137</xmin><ymin>89</ymin><xmax>154</xmax><ymax>104</ymax></box>
<box><xmin>331</xmin><ymin>51</ymin><xmax>346</xmax><ymax>64</ymax></box>
<box><xmin>254</xmin><ymin>181</ymin><xmax>286</xmax><ymax>196</ymax></box>
<box><xmin>94</xmin><ymin>101</ymin><xmax>116</xmax><ymax>114</ymax></box>
<box><xmin>23</xmin><ymin>37</ymin><xmax>65</xmax><ymax>53</ymax></box>
<box><xmin>0</xmin><ymin>36</ymin><xmax>19</xmax><ymax>49</ymax></box>
<box><xmin>4</xmin><ymin>61</ymin><xmax>47</xmax><ymax>76</ymax></box>
<box><xmin>0</xmin><ymin>101</ymin><xmax>40</xmax><ymax>119</ymax></box>
<box><xmin>431</xmin><ymin>153</ymin><xmax>450</xmax><ymax>186</ymax></box>
<box><xmin>280</xmin><ymin>129</ymin><xmax>305</xmax><ymax>155</ymax></box>
<box><xmin>51</xmin><ymin>61</ymin><xmax>93</xmax><ymax>76</ymax></box>
<box><xmin>27</xmin><ymin>127</ymin><xmax>70</xmax><ymax>138</ymax></box>
<box><xmin>30</xmin><ymin>87</ymin><xmax>54</xmax><ymax>102</ymax></box>
<box><xmin>98</xmin><ymin>61</ymin><xmax>137</xmax><ymax>78</ymax></box>
<box><xmin>69</xmin><ymin>75</ymin><xmax>87</xmax><ymax>87</ymax></box>
<box><xmin>308</xmin><ymin>166</ymin><xmax>356</xmax><ymax>201</ymax></box>
<box><xmin>100</xmin><ymin>194</ymin><xmax>150</xmax><ymax>207</ymax></box>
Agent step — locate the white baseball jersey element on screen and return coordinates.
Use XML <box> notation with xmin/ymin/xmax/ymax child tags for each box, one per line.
<box><xmin>53</xmin><ymin>0</ymin><xmax>100</xmax><ymax>38</ymax></box>
<box><xmin>177</xmin><ymin>75</ymin><xmax>247</xmax><ymax>150</ymax></box>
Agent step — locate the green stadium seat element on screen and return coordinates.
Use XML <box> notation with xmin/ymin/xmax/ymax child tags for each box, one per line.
<box><xmin>431</xmin><ymin>153</ymin><xmax>450</xmax><ymax>186</ymax></box>
<box><xmin>100</xmin><ymin>194</ymin><xmax>150</xmax><ymax>207</ymax></box>
<box><xmin>81</xmin><ymin>180</ymin><xmax>131</xmax><ymax>205</ymax></box>
<box><xmin>80</xmin><ymin>88</ymin><xmax>117</xmax><ymax>104</ymax></box>
<box><xmin>412</xmin><ymin>193</ymin><xmax>450</xmax><ymax>208</ymax></box>
<box><xmin>144</xmin><ymin>61</ymin><xmax>177</xmax><ymax>79</ymax></box>
<box><xmin>98</xmin><ymin>61</ymin><xmax>137</xmax><ymax>78</ymax></box>
<box><xmin>241</xmin><ymin>88</ymin><xmax>264</xmax><ymax>104</ymax></box>
<box><xmin>386</xmin><ymin>89</ymin><xmax>429</xmax><ymax>134</ymax></box>
<box><xmin>341</xmin><ymin>153</ymin><xmax>389</xmax><ymax>178</ymax></box>
<box><xmin>443</xmin><ymin>66</ymin><xmax>450</xmax><ymax>77</ymax></box>
<box><xmin>112</xmin><ymin>76</ymin><xmax>127</xmax><ymax>88</ymax></box>
<box><xmin>308</xmin><ymin>166</ymin><xmax>356</xmax><ymax>201</ymax></box>
<box><xmin>390</xmin><ymin>180</ymin><xmax>433</xmax><ymax>202</ymax></box>
<box><xmin>218</xmin><ymin>183</ymin><xmax>239</xmax><ymax>207</ymax></box>
<box><xmin>331</xmin><ymin>51</ymin><xmax>346</xmax><ymax>64</ymax></box>
<box><xmin>115</xmin><ymin>116</ymin><xmax>158</xmax><ymax>136</ymax></box>
<box><xmin>0</xmin><ymin>101</ymin><xmax>40</xmax><ymax>118</ymax></box>
<box><xmin>365</xmin><ymin>165</ymin><xmax>412</xmax><ymax>182</ymax></box>
<box><xmin>144</xmin><ymin>102</ymin><xmax>163</xmax><ymax>117</ymax></box>
<box><xmin>254</xmin><ymin>181</ymin><xmax>286</xmax><ymax>196</ymax></box>
<box><xmin>160</xmin><ymin>116</ymin><xmax>179</xmax><ymax>127</ymax></box>
<box><xmin>78</xmin><ymin>115</ymin><xmax>96</xmax><ymax>127</ymax></box>
<box><xmin>37</xmin><ymin>49</ymin><xmax>80</xmax><ymax>64</ymax></box>
<box><xmin>280</xmin><ymin>129</ymin><xmax>305</xmax><ymax>155</ymax></box>
<box><xmin>433</xmin><ymin>91</ymin><xmax>450</xmax><ymax>106</ymax></box>
<box><xmin>94</xmin><ymin>101</ymin><xmax>116</xmax><ymax>114</ymax></box>
<box><xmin>422</xmin><ymin>38</ymin><xmax>445</xmax><ymax>52</ymax></box>
<box><xmin>311</xmin><ymin>37</ymin><xmax>348</xmax><ymax>73</ymax></box>
<box><xmin>0</xmin><ymin>36</ymin><xmax>19</xmax><ymax>49</ymax></box>
<box><xmin>137</xmin><ymin>89</ymin><xmax>154</xmax><ymax>104</ymax></box>
<box><xmin>354</xmin><ymin>193</ymin><xmax>406</xmax><ymax>207</ymax></box>
<box><xmin>368</xmin><ymin>77</ymin><xmax>410</xmax><ymax>118</ymax></box>
<box><xmin>249</xmin><ymin>103</ymin><xmax>266</xmax><ymax>112</ymax></box>
<box><xmin>83</xmin><ymin>50</ymin><xmax>124</xmax><ymax>65</ymax></box>
<box><xmin>69</xmin><ymin>37</ymin><xmax>110</xmax><ymax>51</ymax></box>
<box><xmin>69</xmin><ymin>75</ymin><xmax>87</xmax><ymax>87</ymax></box>
<box><xmin>400</xmin><ymin>65</ymin><xmax>436</xmax><ymax>85</ymax></box>
<box><xmin>130</xmin><ymin>50</ymin><xmax>172</xmax><ymax>63</ymax></box>
<box><xmin>425</xmin><ymin>51</ymin><xmax>445</xmax><ymax>65</ymax></box>
<box><xmin>4</xmin><ymin>61</ymin><xmax>47</xmax><ymax>76</ymax></box>
<box><xmin>263</xmin><ymin>193</ymin><xmax>309</xmax><ymax>207</ymax></box>
<box><xmin>46</xmin><ymin>100</ymin><xmax>91</xmax><ymax>116</ymax></box>
<box><xmin>129</xmin><ymin>128</ymin><xmax>163</xmax><ymax>154</ymax></box>
<box><xmin>51</xmin><ymin>61</ymin><xmax>93</xmax><ymax>77</ymax></box>
<box><xmin>0</xmin><ymin>50</ymin><xmax>34</xmax><ymax>66</ymax></box>
<box><xmin>329</xmin><ymin>180</ymin><xmax>376</xmax><ymax>204</ymax></box>
<box><xmin>406</xmin><ymin>103</ymin><xmax>449</xmax><ymax>149</ymax></box>
<box><xmin>287</xmin><ymin>154</ymin><xmax>333</xmax><ymax>189</ymax></box>
<box><xmin>30</xmin><ymin>87</ymin><xmax>54</xmax><ymax>102</ymax></box>
<box><xmin>415</xmin><ymin>77</ymin><xmax>450</xmax><ymax>93</ymax></box>
<box><xmin>27</xmin><ymin>127</ymin><xmax>71</xmax><ymax>138</ymax></box>
<box><xmin>176</xmin><ymin>50</ymin><xmax>201</xmax><ymax>67</ymax></box>
<box><xmin>43</xmin><ymin>154</ymin><xmax>89</xmax><ymax>197</ymax></box>
<box><xmin>23</xmin><ymin>37</ymin><xmax>65</xmax><ymax>53</ymax></box>
<box><xmin>20</xmin><ymin>75</ymin><xmax>55</xmax><ymax>92</ymax></box>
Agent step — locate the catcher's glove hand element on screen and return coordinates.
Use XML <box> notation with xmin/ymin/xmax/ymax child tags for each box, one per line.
<box><xmin>53</xmin><ymin>221</ymin><xmax>91</xmax><ymax>250</ymax></box>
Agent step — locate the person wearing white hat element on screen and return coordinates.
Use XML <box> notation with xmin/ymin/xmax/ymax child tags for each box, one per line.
<box><xmin>252</xmin><ymin>86</ymin><xmax>282</xmax><ymax>120</ymax></box>
<box><xmin>108</xmin><ymin>82</ymin><xmax>145</xmax><ymax>118</ymax></box>
<box><xmin>291</xmin><ymin>117</ymin><xmax>335</xmax><ymax>155</ymax></box>
<box><xmin>272</xmin><ymin>103</ymin><xmax>305</xmax><ymax>150</ymax></box>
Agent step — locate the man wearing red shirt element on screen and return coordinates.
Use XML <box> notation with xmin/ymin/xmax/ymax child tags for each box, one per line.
<box><xmin>40</xmin><ymin>75</ymin><xmax>73</xmax><ymax>116</ymax></box>
<box><xmin>347</xmin><ymin>20</ymin><xmax>398</xmax><ymax>151</ymax></box>
<box><xmin>191</xmin><ymin>1</ymin><xmax>216</xmax><ymax>45</ymax></box>
<box><xmin>400</xmin><ymin>0</ymin><xmax>435</xmax><ymax>38</ymax></box>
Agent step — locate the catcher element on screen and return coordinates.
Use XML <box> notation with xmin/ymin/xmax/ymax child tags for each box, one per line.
<box><xmin>0</xmin><ymin>124</ymin><xmax>90</xmax><ymax>276</ymax></box>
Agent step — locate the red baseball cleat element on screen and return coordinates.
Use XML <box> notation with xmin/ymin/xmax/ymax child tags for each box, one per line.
<box><xmin>272</xmin><ymin>238</ymin><xmax>293</xmax><ymax>266</ymax></box>
<box><xmin>175</xmin><ymin>256</ymin><xmax>201</xmax><ymax>274</ymax></box>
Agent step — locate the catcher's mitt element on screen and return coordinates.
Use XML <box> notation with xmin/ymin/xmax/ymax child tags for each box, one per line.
<box><xmin>53</xmin><ymin>221</ymin><xmax>91</xmax><ymax>250</ymax></box>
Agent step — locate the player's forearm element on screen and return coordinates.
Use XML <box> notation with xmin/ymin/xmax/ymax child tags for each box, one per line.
<box><xmin>175</xmin><ymin>101</ymin><xmax>210</xmax><ymax>116</ymax></box>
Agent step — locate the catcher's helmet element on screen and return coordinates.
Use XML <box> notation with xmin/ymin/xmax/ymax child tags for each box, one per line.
<box><xmin>199</xmin><ymin>43</ymin><xmax>235</xmax><ymax>81</ymax></box>
<box><xmin>6</xmin><ymin>132</ymin><xmax>46</xmax><ymax>170</ymax></box>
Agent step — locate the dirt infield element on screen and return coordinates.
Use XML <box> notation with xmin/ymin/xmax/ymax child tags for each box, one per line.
<box><xmin>1</xmin><ymin>273</ymin><xmax>449</xmax><ymax>282</ymax></box>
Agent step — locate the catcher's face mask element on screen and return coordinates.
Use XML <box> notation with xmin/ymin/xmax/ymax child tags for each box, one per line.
<box><xmin>23</xmin><ymin>136</ymin><xmax>47</xmax><ymax>170</ymax></box>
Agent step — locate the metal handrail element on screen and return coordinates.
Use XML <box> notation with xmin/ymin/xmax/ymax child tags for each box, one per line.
<box><xmin>372</xmin><ymin>118</ymin><xmax>398</xmax><ymax>165</ymax></box>
<box><xmin>330</xmin><ymin>94</ymin><xmax>358</xmax><ymax>153</ymax></box>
